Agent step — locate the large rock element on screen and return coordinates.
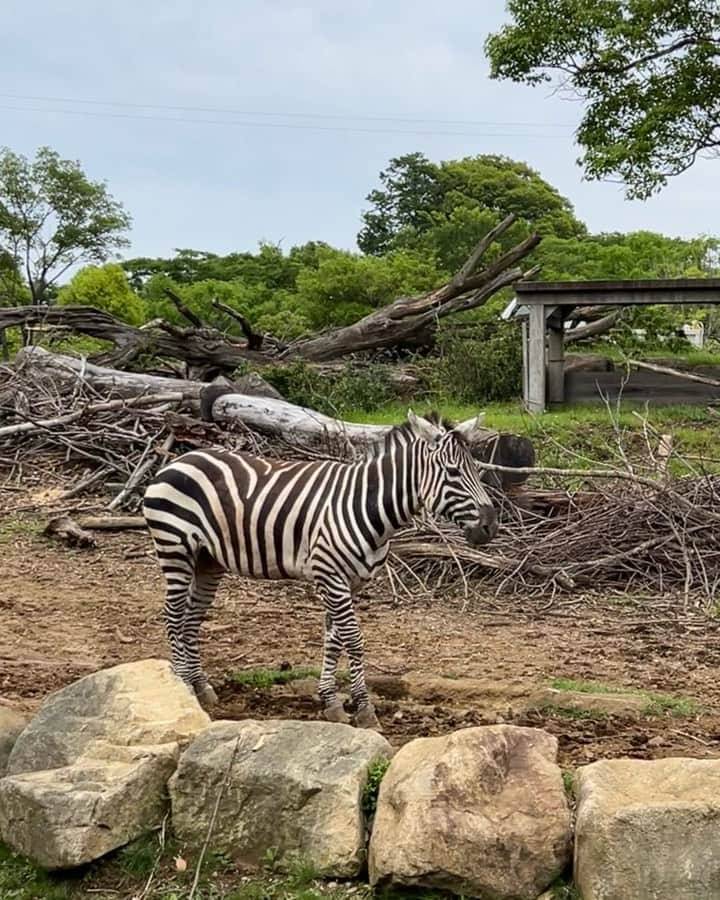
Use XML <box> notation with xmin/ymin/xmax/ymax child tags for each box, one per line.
<box><xmin>0</xmin><ymin>742</ymin><xmax>177</xmax><ymax>869</ymax></box>
<box><xmin>0</xmin><ymin>659</ymin><xmax>210</xmax><ymax>869</ymax></box>
<box><xmin>6</xmin><ymin>658</ymin><xmax>209</xmax><ymax>774</ymax></box>
<box><xmin>368</xmin><ymin>725</ymin><xmax>572</xmax><ymax>900</ymax></box>
<box><xmin>0</xmin><ymin>707</ymin><xmax>28</xmax><ymax>776</ymax></box>
<box><xmin>575</xmin><ymin>757</ymin><xmax>720</xmax><ymax>900</ymax></box>
<box><xmin>170</xmin><ymin>719</ymin><xmax>392</xmax><ymax>877</ymax></box>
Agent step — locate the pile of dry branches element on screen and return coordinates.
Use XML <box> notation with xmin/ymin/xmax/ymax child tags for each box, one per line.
<box><xmin>2</xmin><ymin>358</ymin><xmax>719</xmax><ymax>605</ymax></box>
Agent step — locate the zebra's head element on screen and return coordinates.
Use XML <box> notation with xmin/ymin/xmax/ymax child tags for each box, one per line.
<box><xmin>407</xmin><ymin>409</ymin><xmax>499</xmax><ymax>546</ymax></box>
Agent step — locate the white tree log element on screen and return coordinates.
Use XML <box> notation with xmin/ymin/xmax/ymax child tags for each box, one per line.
<box><xmin>12</xmin><ymin>347</ymin><xmax>500</xmax><ymax>454</ymax></box>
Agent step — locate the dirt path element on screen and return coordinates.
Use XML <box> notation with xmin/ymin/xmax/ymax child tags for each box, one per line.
<box><xmin>3</xmin><ymin>525</ymin><xmax>720</xmax><ymax>767</ymax></box>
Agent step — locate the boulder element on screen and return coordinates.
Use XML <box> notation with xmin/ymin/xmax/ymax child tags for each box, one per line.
<box><xmin>0</xmin><ymin>742</ymin><xmax>177</xmax><ymax>869</ymax></box>
<box><xmin>575</xmin><ymin>757</ymin><xmax>720</xmax><ymax>900</ymax></box>
<box><xmin>368</xmin><ymin>725</ymin><xmax>572</xmax><ymax>900</ymax></box>
<box><xmin>0</xmin><ymin>707</ymin><xmax>28</xmax><ymax>776</ymax></box>
<box><xmin>7</xmin><ymin>658</ymin><xmax>209</xmax><ymax>774</ymax></box>
<box><xmin>170</xmin><ymin>719</ymin><xmax>391</xmax><ymax>877</ymax></box>
<box><xmin>0</xmin><ymin>659</ymin><xmax>210</xmax><ymax>869</ymax></box>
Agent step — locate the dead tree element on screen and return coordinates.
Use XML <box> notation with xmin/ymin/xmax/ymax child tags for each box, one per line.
<box><xmin>0</xmin><ymin>215</ymin><xmax>541</xmax><ymax>369</ymax></box>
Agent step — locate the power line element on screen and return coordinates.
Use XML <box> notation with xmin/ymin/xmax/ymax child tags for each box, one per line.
<box><xmin>0</xmin><ymin>92</ymin><xmax>576</xmax><ymax>131</ymax></box>
<box><xmin>0</xmin><ymin>102</ymin><xmax>573</xmax><ymax>139</ymax></box>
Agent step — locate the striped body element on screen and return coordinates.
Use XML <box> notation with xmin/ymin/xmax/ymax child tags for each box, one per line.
<box><xmin>143</xmin><ymin>412</ymin><xmax>498</xmax><ymax>728</ymax></box>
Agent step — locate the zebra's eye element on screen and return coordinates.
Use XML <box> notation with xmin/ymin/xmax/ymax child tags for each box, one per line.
<box><xmin>446</xmin><ymin>466</ymin><xmax>462</xmax><ymax>478</ymax></box>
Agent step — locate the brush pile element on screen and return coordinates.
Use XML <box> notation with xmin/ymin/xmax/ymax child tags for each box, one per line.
<box><xmin>2</xmin><ymin>352</ymin><xmax>719</xmax><ymax>604</ymax></box>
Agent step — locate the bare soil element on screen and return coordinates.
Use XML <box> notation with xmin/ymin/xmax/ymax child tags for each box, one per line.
<box><xmin>3</xmin><ymin>520</ymin><xmax>720</xmax><ymax>768</ymax></box>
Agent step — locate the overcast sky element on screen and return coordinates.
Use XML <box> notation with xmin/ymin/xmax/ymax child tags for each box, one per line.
<box><xmin>3</xmin><ymin>0</ymin><xmax>717</xmax><ymax>260</ymax></box>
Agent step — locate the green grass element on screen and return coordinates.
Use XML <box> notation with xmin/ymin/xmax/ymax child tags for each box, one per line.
<box><xmin>0</xmin><ymin>514</ymin><xmax>44</xmax><ymax>545</ymax></box>
<box><xmin>228</xmin><ymin>666</ymin><xmax>352</xmax><ymax>690</ymax></box>
<box><xmin>345</xmin><ymin>400</ymin><xmax>720</xmax><ymax>477</ymax></box>
<box><xmin>549</xmin><ymin>678</ymin><xmax>700</xmax><ymax>718</ymax></box>
<box><xmin>229</xmin><ymin>667</ymin><xmax>321</xmax><ymax>689</ymax></box>
<box><xmin>362</xmin><ymin>758</ymin><xmax>392</xmax><ymax>819</ymax></box>
<box><xmin>0</xmin><ymin>841</ymin><xmax>370</xmax><ymax>900</ymax></box>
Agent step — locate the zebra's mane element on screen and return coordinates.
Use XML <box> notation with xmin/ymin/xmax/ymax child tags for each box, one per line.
<box><xmin>369</xmin><ymin>410</ymin><xmax>466</xmax><ymax>457</ymax></box>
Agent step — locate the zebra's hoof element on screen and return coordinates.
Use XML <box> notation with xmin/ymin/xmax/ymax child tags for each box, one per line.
<box><xmin>354</xmin><ymin>705</ymin><xmax>382</xmax><ymax>731</ymax></box>
<box><xmin>323</xmin><ymin>699</ymin><xmax>350</xmax><ymax>724</ymax></box>
<box><xmin>195</xmin><ymin>683</ymin><xmax>219</xmax><ymax>708</ymax></box>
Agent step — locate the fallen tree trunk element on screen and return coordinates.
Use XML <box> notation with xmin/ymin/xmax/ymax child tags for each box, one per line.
<box><xmin>626</xmin><ymin>358</ymin><xmax>720</xmax><ymax>389</ymax></box>
<box><xmin>1</xmin><ymin>215</ymin><xmax>540</xmax><ymax>368</ymax></box>
<box><xmin>12</xmin><ymin>347</ymin><xmax>534</xmax><ymax>486</ymax></box>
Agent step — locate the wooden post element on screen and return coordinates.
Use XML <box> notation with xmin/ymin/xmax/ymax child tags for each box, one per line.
<box><xmin>547</xmin><ymin>315</ymin><xmax>565</xmax><ymax>405</ymax></box>
<box><xmin>521</xmin><ymin>319</ymin><xmax>529</xmax><ymax>407</ymax></box>
<box><xmin>526</xmin><ymin>303</ymin><xmax>546</xmax><ymax>414</ymax></box>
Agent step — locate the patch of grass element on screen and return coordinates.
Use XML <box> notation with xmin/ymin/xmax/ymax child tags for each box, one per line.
<box><xmin>116</xmin><ymin>832</ymin><xmax>163</xmax><ymax>877</ymax></box>
<box><xmin>549</xmin><ymin>678</ymin><xmax>700</xmax><ymax>718</ymax></box>
<box><xmin>362</xmin><ymin>757</ymin><xmax>392</xmax><ymax>819</ymax></box>
<box><xmin>229</xmin><ymin>666</ymin><xmax>353</xmax><ymax>690</ymax></box>
<box><xmin>547</xmin><ymin>875</ymin><xmax>582</xmax><ymax>900</ymax></box>
<box><xmin>229</xmin><ymin>667</ymin><xmax>321</xmax><ymax>689</ymax></box>
<box><xmin>562</xmin><ymin>769</ymin><xmax>575</xmax><ymax>799</ymax></box>
<box><xmin>0</xmin><ymin>844</ymin><xmax>72</xmax><ymax>900</ymax></box>
<box><xmin>348</xmin><ymin>400</ymin><xmax>720</xmax><ymax>475</ymax></box>
<box><xmin>643</xmin><ymin>694</ymin><xmax>700</xmax><ymax>718</ymax></box>
<box><xmin>0</xmin><ymin>514</ymin><xmax>44</xmax><ymax>545</ymax></box>
<box><xmin>550</xmin><ymin>678</ymin><xmax>619</xmax><ymax>695</ymax></box>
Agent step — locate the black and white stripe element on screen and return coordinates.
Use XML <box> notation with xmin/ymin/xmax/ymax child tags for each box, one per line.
<box><xmin>142</xmin><ymin>410</ymin><xmax>498</xmax><ymax>729</ymax></box>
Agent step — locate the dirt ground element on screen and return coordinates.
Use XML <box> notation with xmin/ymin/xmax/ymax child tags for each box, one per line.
<box><xmin>4</xmin><ymin>520</ymin><xmax>720</xmax><ymax>768</ymax></box>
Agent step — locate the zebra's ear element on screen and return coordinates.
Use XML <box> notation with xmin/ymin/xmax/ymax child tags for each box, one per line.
<box><xmin>452</xmin><ymin>412</ymin><xmax>486</xmax><ymax>440</ymax></box>
<box><xmin>407</xmin><ymin>408</ymin><xmax>443</xmax><ymax>444</ymax></box>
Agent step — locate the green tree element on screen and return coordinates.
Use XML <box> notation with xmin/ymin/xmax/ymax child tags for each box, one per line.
<box><xmin>294</xmin><ymin>246</ymin><xmax>443</xmax><ymax>328</ymax></box>
<box><xmin>536</xmin><ymin>231</ymin><xmax>720</xmax><ymax>281</ymax></box>
<box><xmin>57</xmin><ymin>264</ymin><xmax>146</xmax><ymax>325</ymax></box>
<box><xmin>357</xmin><ymin>153</ymin><xmax>585</xmax><ymax>268</ymax></box>
<box><xmin>485</xmin><ymin>0</ymin><xmax>720</xmax><ymax>198</ymax></box>
<box><xmin>0</xmin><ymin>146</ymin><xmax>131</xmax><ymax>304</ymax></box>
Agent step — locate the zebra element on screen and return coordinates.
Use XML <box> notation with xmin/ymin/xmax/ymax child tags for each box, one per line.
<box><xmin>142</xmin><ymin>409</ymin><xmax>499</xmax><ymax>730</ymax></box>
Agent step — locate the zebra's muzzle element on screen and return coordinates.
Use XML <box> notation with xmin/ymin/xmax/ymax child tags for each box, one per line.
<box><xmin>463</xmin><ymin>507</ymin><xmax>498</xmax><ymax>546</ymax></box>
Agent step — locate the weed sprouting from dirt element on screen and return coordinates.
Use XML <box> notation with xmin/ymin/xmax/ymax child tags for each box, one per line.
<box><xmin>562</xmin><ymin>770</ymin><xmax>575</xmax><ymax>800</ymax></box>
<box><xmin>362</xmin><ymin>758</ymin><xmax>392</xmax><ymax>819</ymax></box>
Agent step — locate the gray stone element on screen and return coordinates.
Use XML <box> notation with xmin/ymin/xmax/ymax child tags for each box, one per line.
<box><xmin>170</xmin><ymin>719</ymin><xmax>392</xmax><ymax>877</ymax></box>
<box><xmin>0</xmin><ymin>742</ymin><xmax>176</xmax><ymax>869</ymax></box>
<box><xmin>0</xmin><ymin>659</ymin><xmax>210</xmax><ymax>870</ymax></box>
<box><xmin>575</xmin><ymin>757</ymin><xmax>720</xmax><ymax>900</ymax></box>
<box><xmin>0</xmin><ymin>707</ymin><xmax>28</xmax><ymax>776</ymax></box>
<box><xmin>7</xmin><ymin>658</ymin><xmax>209</xmax><ymax>774</ymax></box>
<box><xmin>368</xmin><ymin>725</ymin><xmax>572</xmax><ymax>900</ymax></box>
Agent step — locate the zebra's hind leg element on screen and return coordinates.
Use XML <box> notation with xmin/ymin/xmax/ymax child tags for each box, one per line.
<box><xmin>319</xmin><ymin>612</ymin><xmax>350</xmax><ymax>724</ymax></box>
<box><xmin>183</xmin><ymin>550</ymin><xmax>224</xmax><ymax>708</ymax></box>
<box><xmin>159</xmin><ymin>556</ymin><xmax>194</xmax><ymax>690</ymax></box>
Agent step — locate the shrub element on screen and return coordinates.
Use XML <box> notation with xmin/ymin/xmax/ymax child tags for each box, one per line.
<box><xmin>260</xmin><ymin>360</ymin><xmax>394</xmax><ymax>415</ymax></box>
<box><xmin>431</xmin><ymin>320</ymin><xmax>523</xmax><ymax>403</ymax></box>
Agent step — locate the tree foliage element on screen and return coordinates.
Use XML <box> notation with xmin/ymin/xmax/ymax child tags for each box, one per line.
<box><xmin>357</xmin><ymin>152</ymin><xmax>585</xmax><ymax>268</ymax></box>
<box><xmin>0</xmin><ymin>146</ymin><xmax>131</xmax><ymax>303</ymax></box>
<box><xmin>57</xmin><ymin>264</ymin><xmax>146</xmax><ymax>326</ymax></box>
<box><xmin>485</xmin><ymin>0</ymin><xmax>720</xmax><ymax>198</ymax></box>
